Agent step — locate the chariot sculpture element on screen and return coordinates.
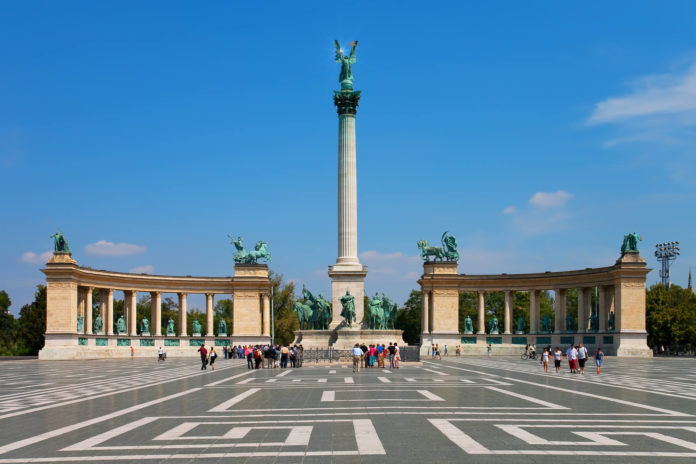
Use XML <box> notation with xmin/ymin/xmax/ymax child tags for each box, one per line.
<box><xmin>228</xmin><ymin>235</ymin><xmax>272</xmax><ymax>264</ymax></box>
<box><xmin>417</xmin><ymin>231</ymin><xmax>459</xmax><ymax>262</ymax></box>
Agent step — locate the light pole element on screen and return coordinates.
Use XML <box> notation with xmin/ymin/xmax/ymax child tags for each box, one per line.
<box><xmin>655</xmin><ymin>242</ymin><xmax>680</xmax><ymax>287</ymax></box>
<box><xmin>270</xmin><ymin>286</ymin><xmax>275</xmax><ymax>345</ymax></box>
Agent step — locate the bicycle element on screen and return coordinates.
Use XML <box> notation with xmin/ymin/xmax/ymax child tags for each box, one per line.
<box><xmin>521</xmin><ymin>351</ymin><xmax>537</xmax><ymax>360</ymax></box>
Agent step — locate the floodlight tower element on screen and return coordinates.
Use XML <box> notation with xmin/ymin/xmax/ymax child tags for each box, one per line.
<box><xmin>655</xmin><ymin>241</ymin><xmax>680</xmax><ymax>287</ymax></box>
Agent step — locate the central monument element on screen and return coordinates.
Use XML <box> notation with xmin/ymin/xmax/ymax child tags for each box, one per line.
<box><xmin>328</xmin><ymin>39</ymin><xmax>367</xmax><ymax>329</ymax></box>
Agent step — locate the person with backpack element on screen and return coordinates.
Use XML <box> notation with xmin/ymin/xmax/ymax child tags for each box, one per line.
<box><xmin>244</xmin><ymin>345</ymin><xmax>253</xmax><ymax>369</ymax></box>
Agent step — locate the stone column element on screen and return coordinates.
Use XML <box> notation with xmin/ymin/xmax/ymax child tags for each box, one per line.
<box><xmin>128</xmin><ymin>290</ymin><xmax>137</xmax><ymax>336</ymax></box>
<box><xmin>529</xmin><ymin>290</ymin><xmax>540</xmax><ymax>334</ymax></box>
<box><xmin>262</xmin><ymin>293</ymin><xmax>270</xmax><ymax>337</ymax></box>
<box><xmin>206</xmin><ymin>293</ymin><xmax>214</xmax><ymax>337</ymax></box>
<box><xmin>477</xmin><ymin>291</ymin><xmax>486</xmax><ymax>334</ymax></box>
<box><xmin>151</xmin><ymin>292</ymin><xmax>162</xmax><ymax>336</ymax></box>
<box><xmin>421</xmin><ymin>290</ymin><xmax>430</xmax><ymax>334</ymax></box>
<box><xmin>553</xmin><ymin>288</ymin><xmax>566</xmax><ymax>333</ymax></box>
<box><xmin>577</xmin><ymin>288</ymin><xmax>590</xmax><ymax>333</ymax></box>
<box><xmin>178</xmin><ymin>293</ymin><xmax>187</xmax><ymax>337</ymax></box>
<box><xmin>85</xmin><ymin>287</ymin><xmax>93</xmax><ymax>334</ymax></box>
<box><xmin>105</xmin><ymin>289</ymin><xmax>114</xmax><ymax>335</ymax></box>
<box><xmin>99</xmin><ymin>289</ymin><xmax>107</xmax><ymax>334</ymax></box>
<box><xmin>504</xmin><ymin>290</ymin><xmax>513</xmax><ymax>334</ymax></box>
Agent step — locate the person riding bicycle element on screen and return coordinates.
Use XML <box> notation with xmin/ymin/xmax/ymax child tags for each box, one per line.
<box><xmin>527</xmin><ymin>344</ymin><xmax>536</xmax><ymax>358</ymax></box>
<box><xmin>158</xmin><ymin>346</ymin><xmax>165</xmax><ymax>361</ymax></box>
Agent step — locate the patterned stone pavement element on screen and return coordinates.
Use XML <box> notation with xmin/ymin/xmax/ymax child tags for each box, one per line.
<box><xmin>1</xmin><ymin>355</ymin><xmax>695</xmax><ymax>463</ymax></box>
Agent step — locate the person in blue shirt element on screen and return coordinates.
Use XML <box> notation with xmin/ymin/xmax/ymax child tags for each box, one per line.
<box><xmin>351</xmin><ymin>343</ymin><xmax>364</xmax><ymax>373</ymax></box>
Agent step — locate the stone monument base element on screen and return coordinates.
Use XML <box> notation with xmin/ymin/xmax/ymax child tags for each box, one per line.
<box><xmin>293</xmin><ymin>328</ymin><xmax>406</xmax><ymax>349</ymax></box>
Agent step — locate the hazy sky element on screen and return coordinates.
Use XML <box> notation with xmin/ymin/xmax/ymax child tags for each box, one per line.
<box><xmin>2</xmin><ymin>2</ymin><xmax>695</xmax><ymax>313</ymax></box>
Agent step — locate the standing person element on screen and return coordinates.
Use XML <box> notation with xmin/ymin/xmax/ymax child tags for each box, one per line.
<box><xmin>487</xmin><ymin>344</ymin><xmax>492</xmax><ymax>357</ymax></box>
<box><xmin>376</xmin><ymin>343</ymin><xmax>385</xmax><ymax>368</ymax></box>
<box><xmin>369</xmin><ymin>344</ymin><xmax>376</xmax><ymax>368</ymax></box>
<box><xmin>158</xmin><ymin>346</ymin><xmax>165</xmax><ymax>362</ymax></box>
<box><xmin>197</xmin><ymin>345</ymin><xmax>208</xmax><ymax>370</ymax></box>
<box><xmin>444</xmin><ymin>345</ymin><xmax>448</xmax><ymax>357</ymax></box>
<box><xmin>130</xmin><ymin>346</ymin><xmax>134</xmax><ymax>359</ymax></box>
<box><xmin>254</xmin><ymin>346</ymin><xmax>263</xmax><ymax>369</ymax></box>
<box><xmin>245</xmin><ymin>345</ymin><xmax>254</xmax><ymax>369</ymax></box>
<box><xmin>553</xmin><ymin>346</ymin><xmax>562</xmax><ymax>373</ymax></box>
<box><xmin>566</xmin><ymin>345</ymin><xmax>577</xmax><ymax>374</ymax></box>
<box><xmin>388</xmin><ymin>342</ymin><xmax>396</xmax><ymax>368</ymax></box>
<box><xmin>431</xmin><ymin>344</ymin><xmax>436</xmax><ymax>360</ymax></box>
<box><xmin>290</xmin><ymin>346</ymin><xmax>297</xmax><ymax>368</ymax></box>
<box><xmin>456</xmin><ymin>345</ymin><xmax>461</xmax><ymax>357</ymax></box>
<box><xmin>297</xmin><ymin>345</ymin><xmax>304</xmax><ymax>367</ymax></box>
<box><xmin>595</xmin><ymin>347</ymin><xmax>604</xmax><ymax>374</ymax></box>
<box><xmin>541</xmin><ymin>347</ymin><xmax>549</xmax><ymax>373</ymax></box>
<box><xmin>360</xmin><ymin>343</ymin><xmax>369</xmax><ymax>369</ymax></box>
<box><xmin>352</xmin><ymin>343</ymin><xmax>364</xmax><ymax>373</ymax></box>
<box><xmin>577</xmin><ymin>343</ymin><xmax>588</xmax><ymax>374</ymax></box>
<box><xmin>280</xmin><ymin>345</ymin><xmax>289</xmax><ymax>368</ymax></box>
<box><xmin>208</xmin><ymin>347</ymin><xmax>217</xmax><ymax>370</ymax></box>
<box><xmin>394</xmin><ymin>343</ymin><xmax>401</xmax><ymax>368</ymax></box>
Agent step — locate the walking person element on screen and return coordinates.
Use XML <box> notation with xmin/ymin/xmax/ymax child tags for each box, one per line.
<box><xmin>456</xmin><ymin>345</ymin><xmax>461</xmax><ymax>357</ymax></box>
<box><xmin>369</xmin><ymin>344</ymin><xmax>377</xmax><ymax>368</ymax></box>
<box><xmin>444</xmin><ymin>345</ymin><xmax>448</xmax><ymax>357</ymax></box>
<box><xmin>352</xmin><ymin>343</ymin><xmax>364</xmax><ymax>373</ymax></box>
<box><xmin>541</xmin><ymin>347</ymin><xmax>549</xmax><ymax>373</ymax></box>
<box><xmin>158</xmin><ymin>346</ymin><xmax>165</xmax><ymax>362</ymax></box>
<box><xmin>595</xmin><ymin>347</ymin><xmax>604</xmax><ymax>374</ymax></box>
<box><xmin>245</xmin><ymin>345</ymin><xmax>253</xmax><ymax>369</ymax></box>
<box><xmin>394</xmin><ymin>343</ymin><xmax>400</xmax><ymax>368</ymax></box>
<box><xmin>566</xmin><ymin>345</ymin><xmax>577</xmax><ymax>374</ymax></box>
<box><xmin>553</xmin><ymin>346</ymin><xmax>562</xmax><ymax>373</ymax></box>
<box><xmin>487</xmin><ymin>344</ymin><xmax>492</xmax><ymax>357</ymax></box>
<box><xmin>197</xmin><ymin>345</ymin><xmax>208</xmax><ymax>370</ymax></box>
<box><xmin>577</xmin><ymin>343</ymin><xmax>588</xmax><ymax>374</ymax></box>
<box><xmin>208</xmin><ymin>347</ymin><xmax>217</xmax><ymax>370</ymax></box>
<box><xmin>377</xmin><ymin>344</ymin><xmax>385</xmax><ymax>368</ymax></box>
<box><xmin>361</xmin><ymin>343</ymin><xmax>369</xmax><ymax>369</ymax></box>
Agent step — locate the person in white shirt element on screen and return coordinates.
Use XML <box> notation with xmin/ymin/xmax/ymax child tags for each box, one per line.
<box><xmin>158</xmin><ymin>346</ymin><xmax>165</xmax><ymax>362</ymax></box>
<box><xmin>566</xmin><ymin>345</ymin><xmax>578</xmax><ymax>373</ymax></box>
<box><xmin>577</xmin><ymin>343</ymin><xmax>588</xmax><ymax>374</ymax></box>
<box><xmin>351</xmin><ymin>343</ymin><xmax>364</xmax><ymax>373</ymax></box>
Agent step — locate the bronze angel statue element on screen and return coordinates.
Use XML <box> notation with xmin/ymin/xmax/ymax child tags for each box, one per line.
<box><xmin>335</xmin><ymin>40</ymin><xmax>358</xmax><ymax>90</ymax></box>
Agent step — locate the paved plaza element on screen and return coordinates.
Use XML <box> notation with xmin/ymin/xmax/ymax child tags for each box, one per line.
<box><xmin>1</xmin><ymin>356</ymin><xmax>696</xmax><ymax>463</ymax></box>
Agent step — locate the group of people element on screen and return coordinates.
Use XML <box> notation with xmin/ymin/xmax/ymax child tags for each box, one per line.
<box><xmin>196</xmin><ymin>345</ymin><xmax>218</xmax><ymax>370</ymax></box>
<box><xmin>539</xmin><ymin>343</ymin><xmax>604</xmax><ymax>374</ymax></box>
<box><xmin>240</xmin><ymin>344</ymin><xmax>304</xmax><ymax>369</ymax></box>
<box><xmin>351</xmin><ymin>342</ymin><xmax>401</xmax><ymax>372</ymax></box>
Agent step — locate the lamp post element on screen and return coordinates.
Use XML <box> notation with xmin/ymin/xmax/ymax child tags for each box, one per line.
<box><xmin>655</xmin><ymin>242</ymin><xmax>680</xmax><ymax>287</ymax></box>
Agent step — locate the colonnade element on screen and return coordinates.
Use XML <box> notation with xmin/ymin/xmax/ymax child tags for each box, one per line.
<box><xmin>421</xmin><ymin>286</ymin><xmax>615</xmax><ymax>336</ymax></box>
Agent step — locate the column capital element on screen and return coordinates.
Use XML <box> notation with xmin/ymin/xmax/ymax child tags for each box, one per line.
<box><xmin>333</xmin><ymin>89</ymin><xmax>361</xmax><ymax>115</ymax></box>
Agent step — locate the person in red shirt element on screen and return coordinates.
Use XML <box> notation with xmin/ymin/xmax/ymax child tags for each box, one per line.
<box><xmin>197</xmin><ymin>345</ymin><xmax>208</xmax><ymax>370</ymax></box>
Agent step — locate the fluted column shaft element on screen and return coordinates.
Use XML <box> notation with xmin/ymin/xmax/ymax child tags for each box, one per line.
<box><xmin>336</xmin><ymin>113</ymin><xmax>359</xmax><ymax>265</ymax></box>
<box><xmin>178</xmin><ymin>293</ymin><xmax>187</xmax><ymax>337</ymax></box>
<box><xmin>529</xmin><ymin>290</ymin><xmax>540</xmax><ymax>334</ymax></box>
<box><xmin>262</xmin><ymin>293</ymin><xmax>270</xmax><ymax>336</ymax></box>
<box><xmin>128</xmin><ymin>291</ymin><xmax>137</xmax><ymax>336</ymax></box>
<box><xmin>151</xmin><ymin>292</ymin><xmax>161</xmax><ymax>336</ymax></box>
<box><xmin>206</xmin><ymin>294</ymin><xmax>214</xmax><ymax>336</ymax></box>
<box><xmin>504</xmin><ymin>290</ymin><xmax>513</xmax><ymax>334</ymax></box>
<box><xmin>554</xmin><ymin>288</ymin><xmax>566</xmax><ymax>333</ymax></box>
<box><xmin>85</xmin><ymin>287</ymin><xmax>93</xmax><ymax>334</ymax></box>
<box><xmin>421</xmin><ymin>290</ymin><xmax>430</xmax><ymax>334</ymax></box>
<box><xmin>105</xmin><ymin>289</ymin><xmax>114</xmax><ymax>335</ymax></box>
<box><xmin>477</xmin><ymin>292</ymin><xmax>486</xmax><ymax>334</ymax></box>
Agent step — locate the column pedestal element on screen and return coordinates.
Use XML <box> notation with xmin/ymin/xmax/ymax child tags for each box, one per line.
<box><xmin>329</xmin><ymin>266</ymin><xmax>367</xmax><ymax>329</ymax></box>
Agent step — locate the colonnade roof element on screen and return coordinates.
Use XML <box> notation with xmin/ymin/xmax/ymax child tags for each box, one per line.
<box><xmin>41</xmin><ymin>261</ymin><xmax>270</xmax><ymax>294</ymax></box>
<box><xmin>419</xmin><ymin>256</ymin><xmax>650</xmax><ymax>292</ymax></box>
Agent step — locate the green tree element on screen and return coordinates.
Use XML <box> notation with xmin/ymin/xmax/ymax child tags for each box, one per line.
<box><xmin>214</xmin><ymin>298</ymin><xmax>233</xmax><ymax>335</ymax></box>
<box><xmin>458</xmin><ymin>292</ymin><xmax>476</xmax><ymax>333</ymax></box>
<box><xmin>395</xmin><ymin>290</ymin><xmax>422</xmax><ymax>344</ymax></box>
<box><xmin>646</xmin><ymin>284</ymin><xmax>696</xmax><ymax>351</ymax></box>
<box><xmin>15</xmin><ymin>285</ymin><xmax>47</xmax><ymax>355</ymax></box>
<box><xmin>0</xmin><ymin>291</ymin><xmax>16</xmax><ymax>355</ymax></box>
<box><xmin>271</xmin><ymin>271</ymin><xmax>297</xmax><ymax>346</ymax></box>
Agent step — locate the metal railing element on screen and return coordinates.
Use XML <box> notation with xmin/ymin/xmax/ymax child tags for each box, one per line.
<box><xmin>300</xmin><ymin>346</ymin><xmax>420</xmax><ymax>364</ymax></box>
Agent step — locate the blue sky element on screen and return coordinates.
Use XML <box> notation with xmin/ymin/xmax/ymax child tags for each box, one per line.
<box><xmin>2</xmin><ymin>2</ymin><xmax>695</xmax><ymax>313</ymax></box>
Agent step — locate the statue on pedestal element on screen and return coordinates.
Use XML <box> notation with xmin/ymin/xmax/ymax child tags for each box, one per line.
<box><xmin>228</xmin><ymin>235</ymin><xmax>271</xmax><ymax>264</ymax></box>
<box><xmin>50</xmin><ymin>231</ymin><xmax>70</xmax><ymax>253</ymax></box>
<box><xmin>335</xmin><ymin>40</ymin><xmax>358</xmax><ymax>90</ymax></box>
<box><xmin>76</xmin><ymin>315</ymin><xmax>84</xmax><ymax>332</ymax></box>
<box><xmin>540</xmin><ymin>314</ymin><xmax>551</xmax><ymax>333</ymax></box>
<box><xmin>589</xmin><ymin>312</ymin><xmax>598</xmax><ymax>332</ymax></box>
<box><xmin>516</xmin><ymin>316</ymin><xmax>525</xmax><ymax>334</ymax></box>
<box><xmin>116</xmin><ymin>315</ymin><xmax>126</xmax><ymax>334</ymax></box>
<box><xmin>140</xmin><ymin>317</ymin><xmax>150</xmax><ymax>335</ymax></box>
<box><xmin>218</xmin><ymin>318</ymin><xmax>227</xmax><ymax>336</ymax></box>
<box><xmin>94</xmin><ymin>313</ymin><xmax>103</xmax><ymax>334</ymax></box>
<box><xmin>416</xmin><ymin>232</ymin><xmax>459</xmax><ymax>262</ymax></box>
<box><xmin>608</xmin><ymin>311</ymin><xmax>615</xmax><ymax>332</ymax></box>
<box><xmin>489</xmin><ymin>315</ymin><xmax>499</xmax><ymax>335</ymax></box>
<box><xmin>620</xmin><ymin>232</ymin><xmax>642</xmax><ymax>255</ymax></box>
<box><xmin>340</xmin><ymin>289</ymin><xmax>356</xmax><ymax>326</ymax></box>
<box><xmin>565</xmin><ymin>314</ymin><xmax>574</xmax><ymax>332</ymax></box>
<box><xmin>192</xmin><ymin>319</ymin><xmax>202</xmax><ymax>336</ymax></box>
<box><xmin>314</xmin><ymin>293</ymin><xmax>332</xmax><ymax>330</ymax></box>
<box><xmin>367</xmin><ymin>294</ymin><xmax>385</xmax><ymax>330</ymax></box>
<box><xmin>166</xmin><ymin>318</ymin><xmax>175</xmax><ymax>336</ymax></box>
<box><xmin>463</xmin><ymin>315</ymin><xmax>474</xmax><ymax>334</ymax></box>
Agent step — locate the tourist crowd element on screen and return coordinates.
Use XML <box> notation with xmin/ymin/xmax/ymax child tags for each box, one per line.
<box><xmin>538</xmin><ymin>343</ymin><xmax>604</xmax><ymax>374</ymax></box>
<box><xmin>351</xmin><ymin>342</ymin><xmax>401</xmax><ymax>372</ymax></box>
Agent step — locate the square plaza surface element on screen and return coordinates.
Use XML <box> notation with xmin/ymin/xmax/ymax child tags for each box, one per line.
<box><xmin>1</xmin><ymin>356</ymin><xmax>696</xmax><ymax>463</ymax></box>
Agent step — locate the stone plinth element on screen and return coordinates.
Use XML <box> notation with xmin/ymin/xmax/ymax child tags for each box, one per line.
<box><xmin>293</xmin><ymin>328</ymin><xmax>406</xmax><ymax>350</ymax></box>
<box><xmin>328</xmin><ymin>266</ymin><xmax>367</xmax><ymax>329</ymax></box>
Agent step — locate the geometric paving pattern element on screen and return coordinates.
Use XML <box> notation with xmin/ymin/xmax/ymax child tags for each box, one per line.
<box><xmin>0</xmin><ymin>356</ymin><xmax>695</xmax><ymax>462</ymax></box>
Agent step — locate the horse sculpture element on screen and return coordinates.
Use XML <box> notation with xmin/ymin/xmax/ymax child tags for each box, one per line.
<box><xmin>366</xmin><ymin>294</ymin><xmax>385</xmax><ymax>329</ymax></box>
<box><xmin>293</xmin><ymin>301</ymin><xmax>313</xmax><ymax>330</ymax></box>
<box><xmin>417</xmin><ymin>231</ymin><xmax>459</xmax><ymax>262</ymax></box>
<box><xmin>228</xmin><ymin>235</ymin><xmax>272</xmax><ymax>264</ymax></box>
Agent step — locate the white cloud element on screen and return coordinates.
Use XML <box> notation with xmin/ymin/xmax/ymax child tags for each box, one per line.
<box><xmin>129</xmin><ymin>265</ymin><xmax>154</xmax><ymax>274</ymax></box>
<box><xmin>589</xmin><ymin>64</ymin><xmax>696</xmax><ymax>124</ymax></box>
<box><xmin>501</xmin><ymin>205</ymin><xmax>516</xmax><ymax>215</ymax></box>
<box><xmin>85</xmin><ymin>240</ymin><xmax>146</xmax><ymax>256</ymax></box>
<box><xmin>18</xmin><ymin>251</ymin><xmax>52</xmax><ymax>265</ymax></box>
<box><xmin>528</xmin><ymin>190</ymin><xmax>573</xmax><ymax>208</ymax></box>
